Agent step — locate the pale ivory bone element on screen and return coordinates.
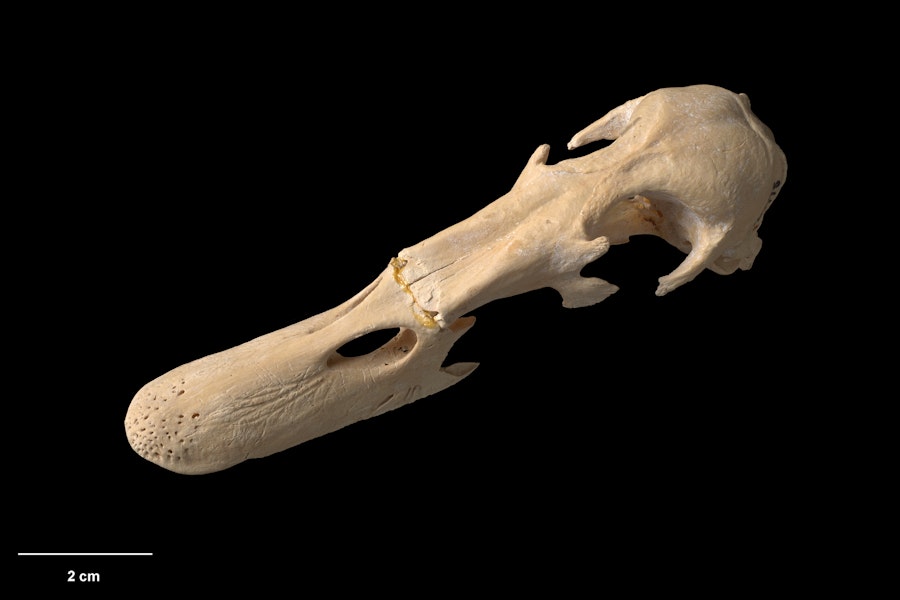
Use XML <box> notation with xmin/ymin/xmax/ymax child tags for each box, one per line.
<box><xmin>125</xmin><ymin>84</ymin><xmax>787</xmax><ymax>474</ymax></box>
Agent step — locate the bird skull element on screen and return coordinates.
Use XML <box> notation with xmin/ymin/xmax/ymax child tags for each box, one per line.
<box><xmin>125</xmin><ymin>84</ymin><xmax>786</xmax><ymax>474</ymax></box>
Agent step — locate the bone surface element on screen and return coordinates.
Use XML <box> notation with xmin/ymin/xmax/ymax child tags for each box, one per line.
<box><xmin>125</xmin><ymin>84</ymin><xmax>787</xmax><ymax>474</ymax></box>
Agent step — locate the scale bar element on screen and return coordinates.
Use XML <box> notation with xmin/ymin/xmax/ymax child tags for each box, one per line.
<box><xmin>18</xmin><ymin>553</ymin><xmax>153</xmax><ymax>556</ymax></box>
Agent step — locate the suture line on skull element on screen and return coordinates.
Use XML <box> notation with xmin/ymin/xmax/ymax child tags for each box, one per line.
<box><xmin>390</xmin><ymin>257</ymin><xmax>440</xmax><ymax>329</ymax></box>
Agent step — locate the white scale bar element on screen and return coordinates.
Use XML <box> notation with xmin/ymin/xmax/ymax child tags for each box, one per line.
<box><xmin>18</xmin><ymin>553</ymin><xmax>153</xmax><ymax>556</ymax></box>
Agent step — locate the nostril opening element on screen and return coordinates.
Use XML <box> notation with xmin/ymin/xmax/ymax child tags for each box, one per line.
<box><xmin>326</xmin><ymin>328</ymin><xmax>418</xmax><ymax>368</ymax></box>
<box><xmin>332</xmin><ymin>328</ymin><xmax>401</xmax><ymax>358</ymax></box>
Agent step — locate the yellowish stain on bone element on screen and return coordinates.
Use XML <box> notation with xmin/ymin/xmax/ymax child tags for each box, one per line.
<box><xmin>390</xmin><ymin>257</ymin><xmax>439</xmax><ymax>328</ymax></box>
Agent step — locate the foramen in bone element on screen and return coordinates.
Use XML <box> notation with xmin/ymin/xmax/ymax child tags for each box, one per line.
<box><xmin>126</xmin><ymin>85</ymin><xmax>787</xmax><ymax>475</ymax></box>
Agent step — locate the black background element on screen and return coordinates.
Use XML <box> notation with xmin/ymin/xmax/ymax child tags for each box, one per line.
<box><xmin>13</xmin><ymin>9</ymin><xmax>858</xmax><ymax>595</ymax></box>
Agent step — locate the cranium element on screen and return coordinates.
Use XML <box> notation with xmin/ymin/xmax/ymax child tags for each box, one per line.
<box><xmin>125</xmin><ymin>84</ymin><xmax>786</xmax><ymax>474</ymax></box>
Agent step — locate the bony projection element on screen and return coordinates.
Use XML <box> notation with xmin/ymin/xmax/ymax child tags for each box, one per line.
<box><xmin>126</xmin><ymin>85</ymin><xmax>787</xmax><ymax>474</ymax></box>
